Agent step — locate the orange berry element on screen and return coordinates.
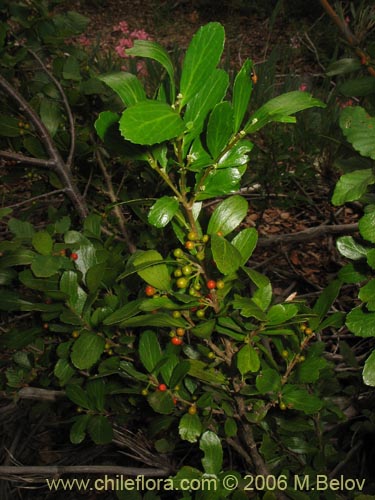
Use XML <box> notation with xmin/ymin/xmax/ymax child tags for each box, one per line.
<box><xmin>145</xmin><ymin>285</ymin><xmax>156</xmax><ymax>296</ymax></box>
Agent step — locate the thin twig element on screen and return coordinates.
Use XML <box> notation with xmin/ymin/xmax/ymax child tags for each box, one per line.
<box><xmin>5</xmin><ymin>190</ymin><xmax>67</xmax><ymax>209</ymax></box>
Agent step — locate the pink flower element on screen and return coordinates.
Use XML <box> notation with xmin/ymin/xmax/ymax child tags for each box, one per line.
<box><xmin>115</xmin><ymin>37</ymin><xmax>134</xmax><ymax>58</ymax></box>
<box><xmin>299</xmin><ymin>83</ymin><xmax>308</xmax><ymax>92</ymax></box>
<box><xmin>130</xmin><ymin>29</ymin><xmax>151</xmax><ymax>41</ymax></box>
<box><xmin>76</xmin><ymin>35</ymin><xmax>91</xmax><ymax>47</ymax></box>
<box><xmin>113</xmin><ymin>21</ymin><xmax>129</xmax><ymax>34</ymax></box>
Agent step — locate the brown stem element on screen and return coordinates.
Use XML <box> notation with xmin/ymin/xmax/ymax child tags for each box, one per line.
<box><xmin>0</xmin><ymin>74</ymin><xmax>88</xmax><ymax>219</ymax></box>
<box><xmin>226</xmin><ymin>437</ymin><xmax>254</xmax><ymax>468</ymax></box>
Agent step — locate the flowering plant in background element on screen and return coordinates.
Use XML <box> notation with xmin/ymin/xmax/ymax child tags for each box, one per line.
<box><xmin>113</xmin><ymin>21</ymin><xmax>152</xmax><ymax>76</ymax></box>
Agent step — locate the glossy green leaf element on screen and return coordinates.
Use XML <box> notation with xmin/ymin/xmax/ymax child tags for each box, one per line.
<box><xmin>336</xmin><ymin>236</ymin><xmax>368</xmax><ymax>260</ymax></box>
<box><xmin>340</xmin><ymin>106</ymin><xmax>375</xmax><ymax>160</ymax></box>
<box><xmin>244</xmin><ymin>91</ymin><xmax>325</xmax><ymax>134</ymax></box>
<box><xmin>120</xmin><ymin>101</ymin><xmax>185</xmax><ymax>145</ymax></box>
<box><xmin>367</xmin><ymin>249</ymin><xmax>375</xmax><ymax>270</ymax></box>
<box><xmin>207</xmin><ymin>195</ymin><xmax>248</xmax><ymax>236</ymax></box>
<box><xmin>183</xmin><ymin>69</ymin><xmax>229</xmax><ymax>153</ymax></box>
<box><xmin>70</xmin><ymin>415</ymin><xmax>90</xmax><ymax>444</ymax></box>
<box><xmin>206</xmin><ymin>101</ymin><xmax>233</xmax><ymax>159</ymax></box>
<box><xmin>233</xmin><ymin>59</ymin><xmax>253</xmax><ymax>133</ymax></box>
<box><xmin>32</xmin><ymin>231</ymin><xmax>53</xmax><ymax>256</ymax></box>
<box><xmin>148</xmin><ymin>390</ymin><xmax>175</xmax><ymax>415</ymax></box>
<box><xmin>148</xmin><ymin>196</ymin><xmax>179</xmax><ymax>228</ymax></box>
<box><xmin>363</xmin><ymin>350</ymin><xmax>375</xmax><ymax>386</ymax></box>
<box><xmin>282</xmin><ymin>385</ymin><xmax>322</xmax><ymax>414</ymax></box>
<box><xmin>252</xmin><ymin>283</ymin><xmax>272</xmax><ymax>311</ymax></box>
<box><xmin>256</xmin><ymin>368</ymin><xmax>281</xmax><ymax>394</ymax></box>
<box><xmin>120</xmin><ymin>312</ymin><xmax>189</xmax><ymax>328</ymax></box>
<box><xmin>31</xmin><ymin>255</ymin><xmax>62</xmax><ymax>278</ymax></box>
<box><xmin>359</xmin><ymin>279</ymin><xmax>375</xmax><ymax>310</ymax></box>
<box><xmin>179</xmin><ymin>412</ymin><xmax>202</xmax><ymax>443</ymax></box>
<box><xmin>94</xmin><ymin>111</ymin><xmax>119</xmax><ymax>141</ymax></box>
<box><xmin>237</xmin><ymin>343</ymin><xmax>260</xmax><ymax>375</ymax></box>
<box><xmin>159</xmin><ymin>354</ymin><xmax>179</xmax><ymax>386</ymax></box>
<box><xmin>99</xmin><ymin>72</ymin><xmax>146</xmax><ymax>107</ymax></box>
<box><xmin>71</xmin><ymin>332</ymin><xmax>105</xmax><ymax>369</ymax></box>
<box><xmin>126</xmin><ymin>40</ymin><xmax>175</xmax><ymax>102</ymax></box>
<box><xmin>66</xmin><ymin>383</ymin><xmax>91</xmax><ymax>409</ymax></box>
<box><xmin>359</xmin><ymin>210</ymin><xmax>375</xmax><ymax>243</ymax></box>
<box><xmin>139</xmin><ymin>330</ymin><xmax>162</xmax><ymax>373</ymax></box>
<box><xmin>200</xmin><ymin>430</ymin><xmax>223</xmax><ymax>475</ymax></box>
<box><xmin>87</xmin><ymin>415</ymin><xmax>113</xmax><ymax>445</ymax></box>
<box><xmin>346</xmin><ymin>308</ymin><xmax>375</xmax><ymax>337</ymax></box>
<box><xmin>54</xmin><ymin>358</ymin><xmax>75</xmax><ymax>386</ymax></box>
<box><xmin>40</xmin><ymin>99</ymin><xmax>60</xmax><ymax>137</ymax></box>
<box><xmin>232</xmin><ymin>295</ymin><xmax>267</xmax><ymax>321</ymax></box>
<box><xmin>60</xmin><ymin>270</ymin><xmax>87</xmax><ymax>315</ymax></box>
<box><xmin>169</xmin><ymin>360</ymin><xmax>191</xmax><ymax>389</ymax></box>
<box><xmin>332</xmin><ymin>169</ymin><xmax>375</xmax><ymax>205</ymax></box>
<box><xmin>187</xmin><ymin>137</ymin><xmax>213</xmax><ymax>171</ymax></box>
<box><xmin>103</xmin><ymin>300</ymin><xmax>142</xmax><ymax>325</ymax></box>
<box><xmin>211</xmin><ymin>234</ymin><xmax>242</xmax><ymax>275</ymax></box>
<box><xmin>195</xmin><ymin>165</ymin><xmax>245</xmax><ymax>201</ymax></box>
<box><xmin>231</xmin><ymin>228</ymin><xmax>258</xmax><ymax>265</ymax></box>
<box><xmin>180</xmin><ymin>22</ymin><xmax>225</xmax><ymax>106</ymax></box>
<box><xmin>266</xmin><ymin>303</ymin><xmax>298</xmax><ymax>324</ymax></box>
<box><xmin>217</xmin><ymin>139</ymin><xmax>253</xmax><ymax>168</ymax></box>
<box><xmin>188</xmin><ymin>359</ymin><xmax>227</xmax><ymax>384</ymax></box>
<box><xmin>133</xmin><ymin>250</ymin><xmax>171</xmax><ymax>290</ymax></box>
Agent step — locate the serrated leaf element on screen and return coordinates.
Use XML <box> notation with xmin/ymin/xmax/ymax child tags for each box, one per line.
<box><xmin>148</xmin><ymin>390</ymin><xmax>175</xmax><ymax>415</ymax></box>
<box><xmin>332</xmin><ymin>169</ymin><xmax>375</xmax><ymax>206</ymax></box>
<box><xmin>282</xmin><ymin>385</ymin><xmax>322</xmax><ymax>414</ymax></box>
<box><xmin>200</xmin><ymin>430</ymin><xmax>223</xmax><ymax>475</ymax></box>
<box><xmin>132</xmin><ymin>250</ymin><xmax>171</xmax><ymax>290</ymax></box>
<box><xmin>126</xmin><ymin>40</ymin><xmax>175</xmax><ymax>102</ymax></box>
<box><xmin>8</xmin><ymin>218</ymin><xmax>35</xmax><ymax>239</ymax></box>
<box><xmin>120</xmin><ymin>101</ymin><xmax>185</xmax><ymax>145</ymax></box>
<box><xmin>32</xmin><ymin>231</ymin><xmax>53</xmax><ymax>256</ymax></box>
<box><xmin>232</xmin><ymin>295</ymin><xmax>266</xmax><ymax>320</ymax></box>
<box><xmin>54</xmin><ymin>358</ymin><xmax>75</xmax><ymax>386</ymax></box>
<box><xmin>139</xmin><ymin>330</ymin><xmax>162</xmax><ymax>373</ymax></box>
<box><xmin>87</xmin><ymin>415</ymin><xmax>113</xmax><ymax>445</ymax></box>
<box><xmin>297</xmin><ymin>356</ymin><xmax>327</xmax><ymax>383</ymax></box>
<box><xmin>71</xmin><ymin>332</ymin><xmax>105</xmax><ymax>369</ymax></box>
<box><xmin>99</xmin><ymin>72</ymin><xmax>146</xmax><ymax>107</ymax></box>
<box><xmin>336</xmin><ymin>236</ymin><xmax>368</xmax><ymax>260</ymax></box>
<box><xmin>31</xmin><ymin>255</ymin><xmax>62</xmax><ymax>278</ymax></box>
<box><xmin>206</xmin><ymin>101</ymin><xmax>233</xmax><ymax>159</ymax></box>
<box><xmin>346</xmin><ymin>308</ymin><xmax>375</xmax><ymax>337</ymax></box>
<box><xmin>188</xmin><ymin>359</ymin><xmax>227</xmax><ymax>384</ymax></box>
<box><xmin>207</xmin><ymin>195</ymin><xmax>248</xmax><ymax>236</ymax></box>
<box><xmin>86</xmin><ymin>379</ymin><xmax>105</xmax><ymax>412</ymax></box>
<box><xmin>252</xmin><ymin>283</ymin><xmax>272</xmax><ymax>311</ymax></box>
<box><xmin>359</xmin><ymin>279</ymin><xmax>375</xmax><ymax>310</ymax></box>
<box><xmin>179</xmin><ymin>412</ymin><xmax>202</xmax><ymax>443</ymax></box>
<box><xmin>359</xmin><ymin>210</ymin><xmax>375</xmax><ymax>243</ymax></box>
<box><xmin>148</xmin><ymin>196</ymin><xmax>179</xmax><ymax>228</ymax></box>
<box><xmin>340</xmin><ymin>106</ymin><xmax>375</xmax><ymax>160</ymax></box>
<box><xmin>363</xmin><ymin>350</ymin><xmax>375</xmax><ymax>386</ymax></box>
<box><xmin>211</xmin><ymin>234</ymin><xmax>242</xmax><ymax>275</ymax></box>
<box><xmin>237</xmin><ymin>343</ymin><xmax>260</xmax><ymax>376</ymax></box>
<box><xmin>180</xmin><ymin>22</ymin><xmax>225</xmax><ymax>106</ymax></box>
<box><xmin>233</xmin><ymin>59</ymin><xmax>253</xmax><ymax>133</ymax></box>
<box><xmin>66</xmin><ymin>383</ymin><xmax>91</xmax><ymax>409</ymax></box>
<box><xmin>256</xmin><ymin>368</ymin><xmax>281</xmax><ymax>394</ymax></box>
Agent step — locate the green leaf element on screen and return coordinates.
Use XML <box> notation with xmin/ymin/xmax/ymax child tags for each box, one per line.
<box><xmin>266</xmin><ymin>303</ymin><xmax>298</xmax><ymax>324</ymax></box>
<box><xmin>98</xmin><ymin>72</ymin><xmax>146</xmax><ymax>107</ymax></box>
<box><xmin>206</xmin><ymin>101</ymin><xmax>233</xmax><ymax>159</ymax></box>
<box><xmin>244</xmin><ymin>91</ymin><xmax>325</xmax><ymax>134</ymax></box>
<box><xmin>211</xmin><ymin>234</ymin><xmax>242</xmax><ymax>275</ymax></box>
<box><xmin>332</xmin><ymin>169</ymin><xmax>375</xmax><ymax>205</ymax></box>
<box><xmin>87</xmin><ymin>415</ymin><xmax>113</xmax><ymax>445</ymax></box>
<box><xmin>66</xmin><ymin>383</ymin><xmax>91</xmax><ymax>409</ymax></box>
<box><xmin>126</xmin><ymin>40</ymin><xmax>176</xmax><ymax>102</ymax></box>
<box><xmin>237</xmin><ymin>344</ymin><xmax>260</xmax><ymax>376</ymax></box>
<box><xmin>54</xmin><ymin>358</ymin><xmax>75</xmax><ymax>386</ymax></box>
<box><xmin>217</xmin><ymin>139</ymin><xmax>253</xmax><ymax>168</ymax></box>
<box><xmin>224</xmin><ymin>418</ymin><xmax>238</xmax><ymax>438</ymax></box>
<box><xmin>40</xmin><ymin>99</ymin><xmax>60</xmax><ymax>137</ymax></box>
<box><xmin>32</xmin><ymin>231</ymin><xmax>53</xmax><ymax>256</ymax></box>
<box><xmin>179</xmin><ymin>412</ymin><xmax>202</xmax><ymax>443</ymax></box>
<box><xmin>233</xmin><ymin>59</ymin><xmax>253</xmax><ymax>133</ymax></box>
<box><xmin>359</xmin><ymin>210</ymin><xmax>375</xmax><ymax>243</ymax></box>
<box><xmin>139</xmin><ymin>330</ymin><xmax>163</xmax><ymax>373</ymax></box>
<box><xmin>346</xmin><ymin>308</ymin><xmax>375</xmax><ymax>337</ymax></box>
<box><xmin>297</xmin><ymin>356</ymin><xmax>327</xmax><ymax>383</ymax></box>
<box><xmin>132</xmin><ymin>250</ymin><xmax>171</xmax><ymax>290</ymax></box>
<box><xmin>148</xmin><ymin>390</ymin><xmax>175</xmax><ymax>414</ymax></box>
<box><xmin>336</xmin><ymin>236</ymin><xmax>368</xmax><ymax>260</ymax></box>
<box><xmin>231</xmin><ymin>228</ymin><xmax>257</xmax><ymax>265</ymax></box>
<box><xmin>256</xmin><ymin>368</ymin><xmax>281</xmax><ymax>394</ymax></box>
<box><xmin>282</xmin><ymin>385</ymin><xmax>322</xmax><ymax>414</ymax></box>
<box><xmin>120</xmin><ymin>101</ymin><xmax>185</xmax><ymax>145</ymax></box>
<box><xmin>148</xmin><ymin>196</ymin><xmax>179</xmax><ymax>228</ymax></box>
<box><xmin>188</xmin><ymin>359</ymin><xmax>227</xmax><ymax>384</ymax></box>
<box><xmin>60</xmin><ymin>270</ymin><xmax>87</xmax><ymax>315</ymax></box>
<box><xmin>338</xmin><ymin>263</ymin><xmax>367</xmax><ymax>283</ymax></box>
<box><xmin>180</xmin><ymin>22</ymin><xmax>225</xmax><ymax>106</ymax></box>
<box><xmin>252</xmin><ymin>283</ymin><xmax>272</xmax><ymax>311</ymax></box>
<box><xmin>191</xmin><ymin>319</ymin><xmax>216</xmax><ymax>339</ymax></box>
<box><xmin>359</xmin><ymin>279</ymin><xmax>375</xmax><ymax>310</ymax></box>
<box><xmin>86</xmin><ymin>263</ymin><xmax>106</xmax><ymax>293</ymax></box>
<box><xmin>232</xmin><ymin>295</ymin><xmax>266</xmax><ymax>321</ymax></box>
<box><xmin>0</xmin><ymin>115</ymin><xmax>21</xmax><ymax>137</ymax></box>
<box><xmin>71</xmin><ymin>332</ymin><xmax>105</xmax><ymax>369</ymax></box>
<box><xmin>31</xmin><ymin>255</ymin><xmax>62</xmax><ymax>278</ymax></box>
<box><xmin>207</xmin><ymin>195</ymin><xmax>248</xmax><ymax>236</ymax></box>
<box><xmin>120</xmin><ymin>312</ymin><xmax>188</xmax><ymax>328</ymax></box>
<box><xmin>8</xmin><ymin>218</ymin><xmax>35</xmax><ymax>239</ymax></box>
<box><xmin>86</xmin><ymin>379</ymin><xmax>106</xmax><ymax>412</ymax></box>
<box><xmin>340</xmin><ymin>106</ymin><xmax>375</xmax><ymax>160</ymax></box>
<box><xmin>0</xmin><ymin>249</ymin><xmax>35</xmax><ymax>267</ymax></box>
<box><xmin>200</xmin><ymin>430</ymin><xmax>223</xmax><ymax>475</ymax></box>
<box><xmin>103</xmin><ymin>300</ymin><xmax>142</xmax><ymax>325</ymax></box>
<box><xmin>195</xmin><ymin>165</ymin><xmax>245</xmax><ymax>201</ymax></box>
<box><xmin>363</xmin><ymin>350</ymin><xmax>375</xmax><ymax>386</ymax></box>
<box><xmin>310</xmin><ymin>279</ymin><xmax>342</xmax><ymax>330</ymax></box>
<box><xmin>339</xmin><ymin>77</ymin><xmax>375</xmax><ymax>97</ymax></box>
<box><xmin>70</xmin><ymin>415</ymin><xmax>90</xmax><ymax>444</ymax></box>
<box><xmin>63</xmin><ymin>56</ymin><xmax>81</xmax><ymax>81</ymax></box>
<box><xmin>169</xmin><ymin>360</ymin><xmax>191</xmax><ymax>389</ymax></box>
<box><xmin>95</xmin><ymin>111</ymin><xmax>119</xmax><ymax>141</ymax></box>
<box><xmin>326</xmin><ymin>57</ymin><xmax>362</xmax><ymax>76</ymax></box>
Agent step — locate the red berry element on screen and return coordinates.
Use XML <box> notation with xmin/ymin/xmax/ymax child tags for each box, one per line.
<box><xmin>158</xmin><ymin>383</ymin><xmax>167</xmax><ymax>391</ymax></box>
<box><xmin>70</xmin><ymin>252</ymin><xmax>79</xmax><ymax>261</ymax></box>
<box><xmin>145</xmin><ymin>285</ymin><xmax>156</xmax><ymax>296</ymax></box>
<box><xmin>185</xmin><ymin>241</ymin><xmax>195</xmax><ymax>250</ymax></box>
<box><xmin>171</xmin><ymin>336</ymin><xmax>183</xmax><ymax>345</ymax></box>
<box><xmin>206</xmin><ymin>280</ymin><xmax>217</xmax><ymax>290</ymax></box>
